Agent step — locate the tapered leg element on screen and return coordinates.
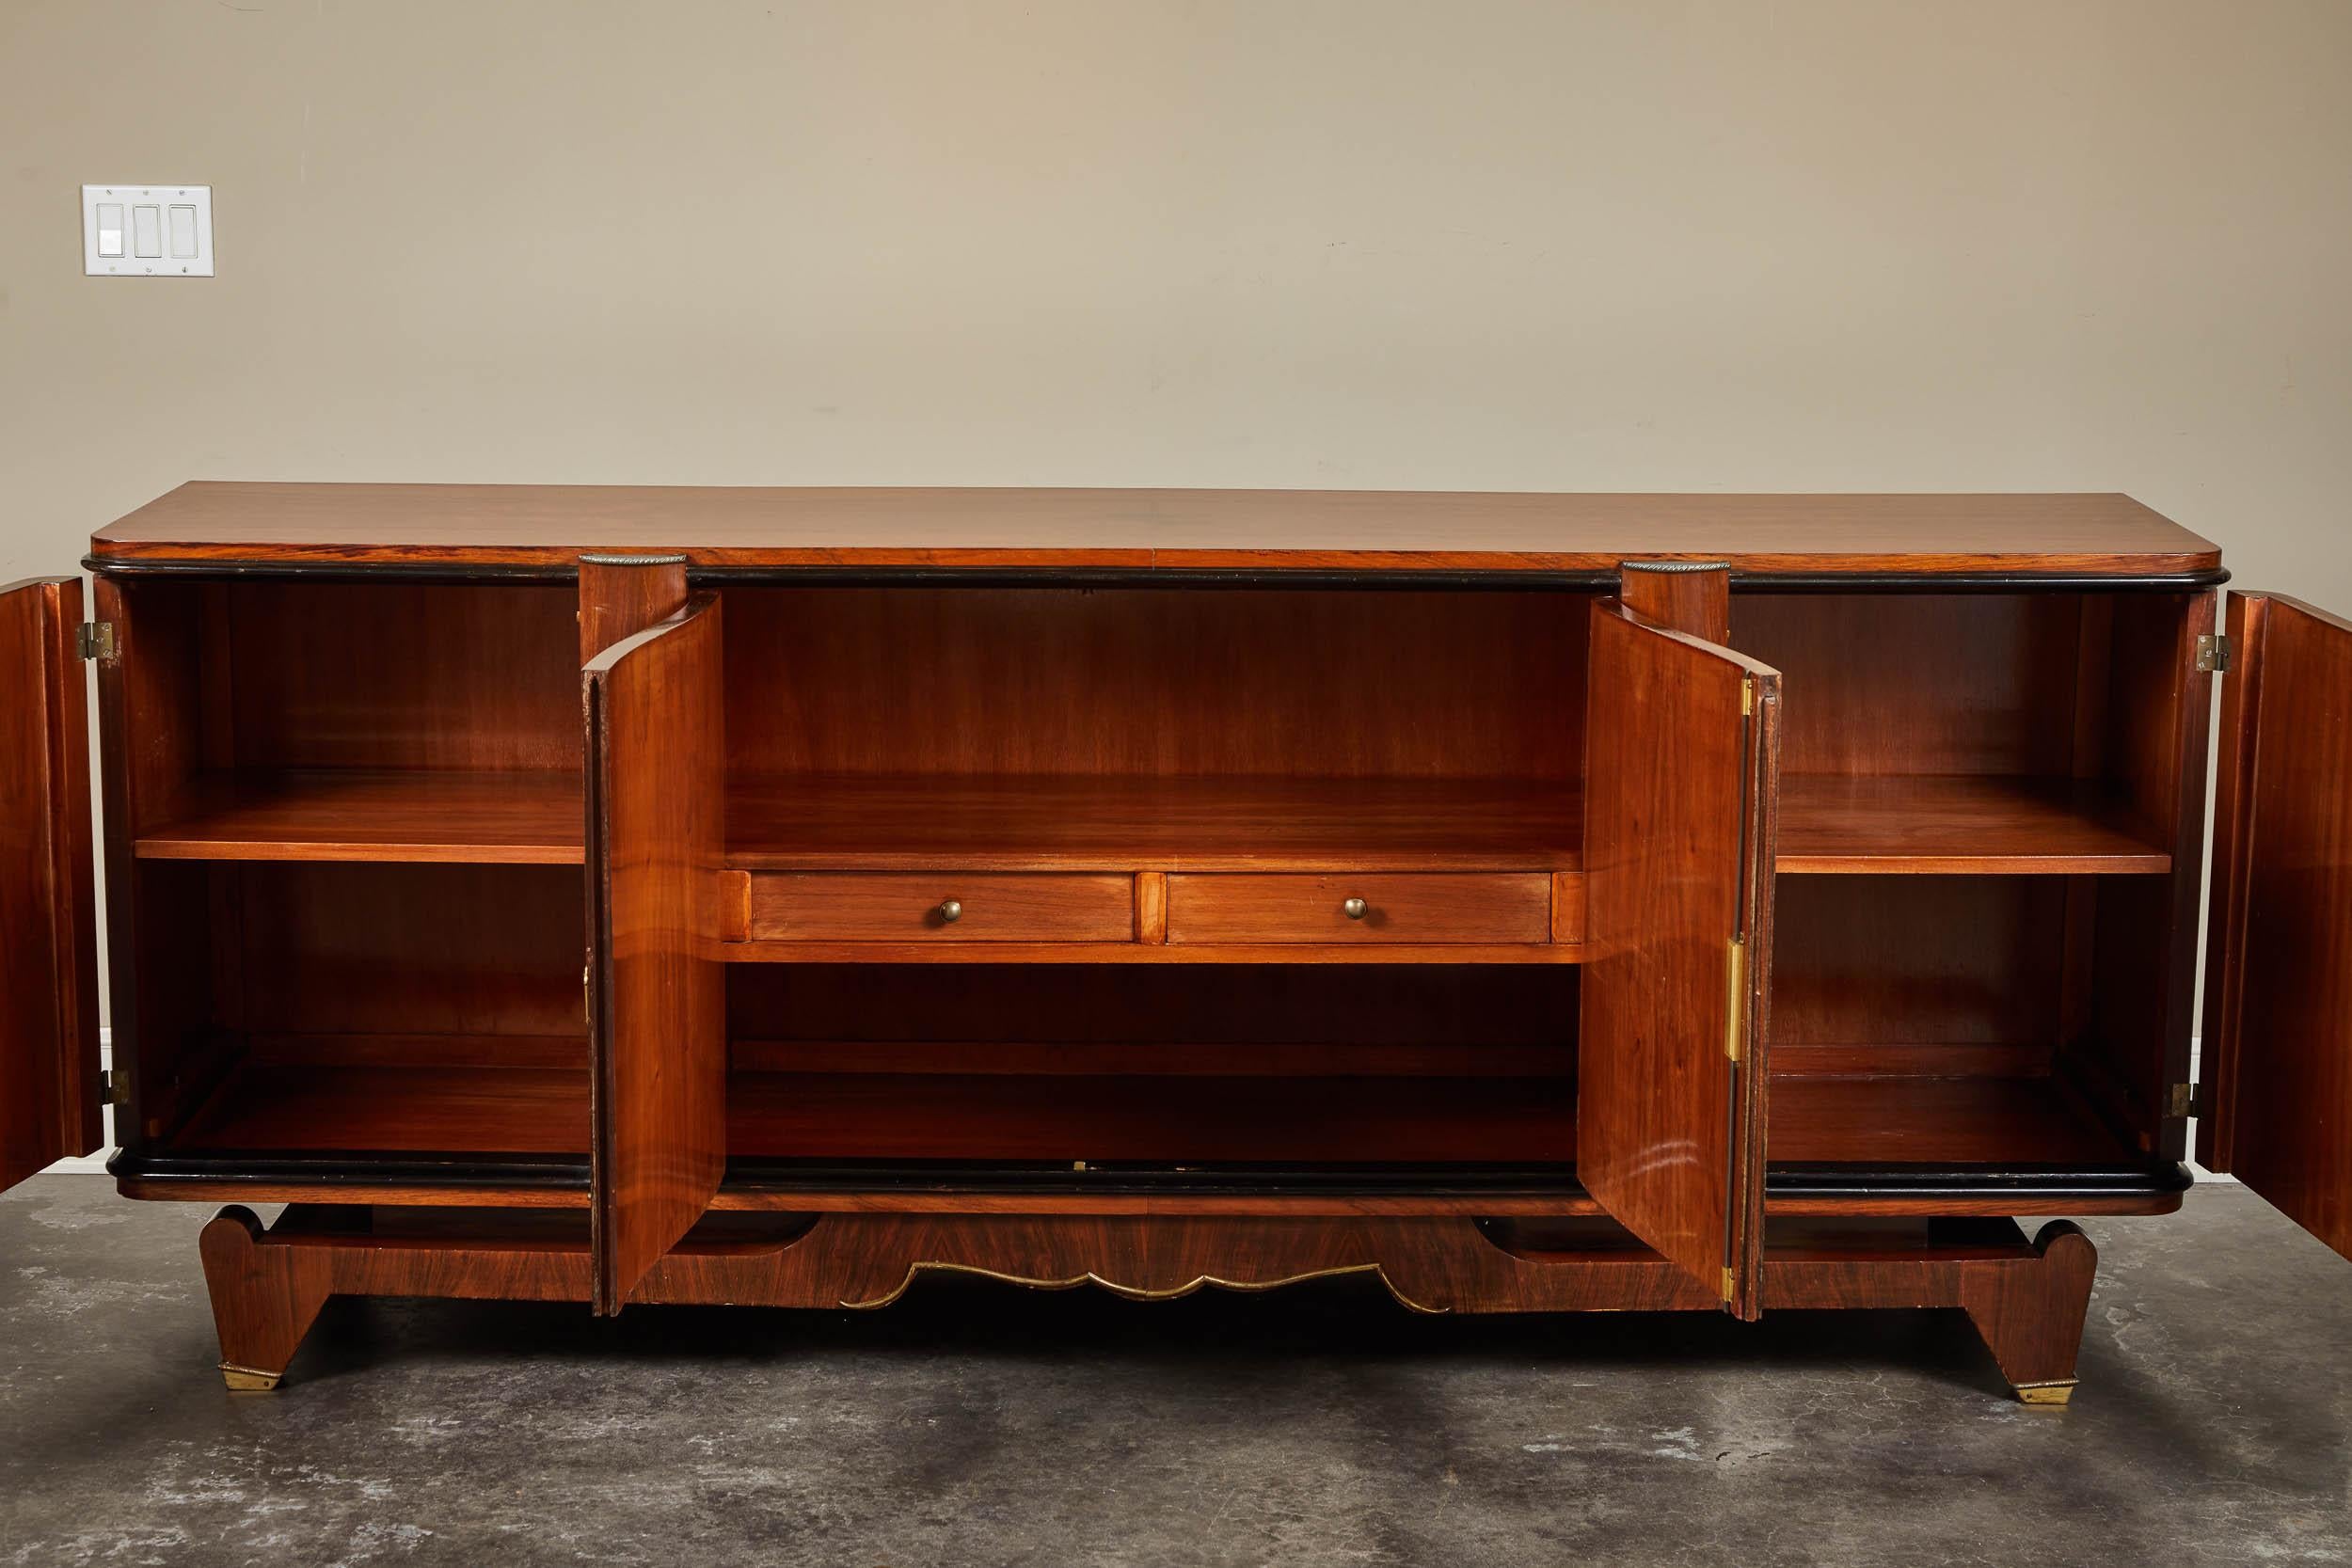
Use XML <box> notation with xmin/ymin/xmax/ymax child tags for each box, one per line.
<box><xmin>1958</xmin><ymin>1220</ymin><xmax>2098</xmax><ymax>1404</ymax></box>
<box><xmin>198</xmin><ymin>1206</ymin><xmax>335</xmax><ymax>1391</ymax></box>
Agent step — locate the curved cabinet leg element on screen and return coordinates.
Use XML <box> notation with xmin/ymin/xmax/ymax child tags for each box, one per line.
<box><xmin>1958</xmin><ymin>1221</ymin><xmax>2097</xmax><ymax>1404</ymax></box>
<box><xmin>198</xmin><ymin>1207</ymin><xmax>334</xmax><ymax>1391</ymax></box>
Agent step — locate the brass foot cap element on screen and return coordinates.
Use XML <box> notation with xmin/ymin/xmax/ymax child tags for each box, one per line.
<box><xmin>219</xmin><ymin>1362</ymin><xmax>284</xmax><ymax>1392</ymax></box>
<box><xmin>2013</xmin><ymin>1380</ymin><xmax>2075</xmax><ymax>1406</ymax></box>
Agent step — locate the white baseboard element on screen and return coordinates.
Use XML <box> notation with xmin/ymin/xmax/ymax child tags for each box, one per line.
<box><xmin>45</xmin><ymin>1027</ymin><xmax>114</xmax><ymax>1175</ymax></box>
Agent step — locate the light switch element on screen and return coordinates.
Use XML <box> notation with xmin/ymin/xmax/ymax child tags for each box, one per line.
<box><xmin>83</xmin><ymin>185</ymin><xmax>213</xmax><ymax>276</ymax></box>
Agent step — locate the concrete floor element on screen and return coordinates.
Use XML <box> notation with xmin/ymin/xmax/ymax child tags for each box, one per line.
<box><xmin>1</xmin><ymin>1179</ymin><xmax>2346</xmax><ymax>1567</ymax></box>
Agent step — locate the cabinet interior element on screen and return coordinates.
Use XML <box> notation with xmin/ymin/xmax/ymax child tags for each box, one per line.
<box><xmin>107</xmin><ymin>577</ymin><xmax>2196</xmax><ymax>1203</ymax></box>
<box><xmin>723</xmin><ymin>965</ymin><xmax>1578</xmax><ymax>1178</ymax></box>
<box><xmin>1733</xmin><ymin>591</ymin><xmax>2200</xmax><ymax>1179</ymax></box>
<box><xmin>106</xmin><ymin>578</ymin><xmax>588</xmax><ymax>1172</ymax></box>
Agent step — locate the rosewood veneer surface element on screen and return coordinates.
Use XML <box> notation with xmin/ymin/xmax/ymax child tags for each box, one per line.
<box><xmin>93</xmin><ymin>483</ymin><xmax>2221</xmax><ymax>574</ymax></box>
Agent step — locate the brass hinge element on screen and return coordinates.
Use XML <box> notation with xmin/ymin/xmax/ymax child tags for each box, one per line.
<box><xmin>1719</xmin><ymin>1265</ymin><xmax>1737</xmax><ymax>1303</ymax></box>
<box><xmin>2196</xmin><ymin>633</ymin><xmax>2233</xmax><ymax>673</ymax></box>
<box><xmin>1723</xmin><ymin>937</ymin><xmax>1749</xmax><ymax>1062</ymax></box>
<box><xmin>100</xmin><ymin>1068</ymin><xmax>129</xmax><ymax>1107</ymax></box>
<box><xmin>77</xmin><ymin>622</ymin><xmax>117</xmax><ymax>661</ymax></box>
<box><xmin>2165</xmin><ymin>1083</ymin><xmax>2201</xmax><ymax>1119</ymax></box>
<box><xmin>581</xmin><ymin>963</ymin><xmax>593</xmax><ymax>1025</ymax></box>
<box><xmin>1740</xmin><ymin>678</ymin><xmax>1755</xmax><ymax>716</ymax></box>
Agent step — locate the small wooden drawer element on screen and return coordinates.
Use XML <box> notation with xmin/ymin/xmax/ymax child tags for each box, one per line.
<box><xmin>1164</xmin><ymin>873</ymin><xmax>1552</xmax><ymax>945</ymax></box>
<box><xmin>745</xmin><ymin>871</ymin><xmax>1136</xmax><ymax>943</ymax></box>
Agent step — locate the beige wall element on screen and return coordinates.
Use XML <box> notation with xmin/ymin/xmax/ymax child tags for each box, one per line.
<box><xmin>4</xmin><ymin>0</ymin><xmax>2350</xmax><ymax>599</ymax></box>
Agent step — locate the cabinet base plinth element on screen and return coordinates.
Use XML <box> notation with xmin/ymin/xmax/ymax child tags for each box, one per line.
<box><xmin>194</xmin><ymin>1205</ymin><xmax>2096</xmax><ymax>1399</ymax></box>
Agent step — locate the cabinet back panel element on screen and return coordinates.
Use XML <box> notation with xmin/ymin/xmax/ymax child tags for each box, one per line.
<box><xmin>224</xmin><ymin>863</ymin><xmax>584</xmax><ymax>1039</ymax></box>
<box><xmin>223</xmin><ymin>583</ymin><xmax>580</xmax><ymax>771</ymax></box>
<box><xmin>1769</xmin><ymin>877</ymin><xmax>2068</xmax><ymax>1061</ymax></box>
<box><xmin>728</xmin><ymin>963</ymin><xmax>1575</xmax><ymax>1053</ymax></box>
<box><xmin>1731</xmin><ymin>594</ymin><xmax>2084</xmax><ymax>776</ymax></box>
<box><xmin>720</xmin><ymin>587</ymin><xmax>1587</xmax><ymax>779</ymax></box>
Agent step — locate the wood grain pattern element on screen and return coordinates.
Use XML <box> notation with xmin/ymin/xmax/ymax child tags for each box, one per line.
<box><xmin>1767</xmin><ymin>877</ymin><xmax>2068</xmax><ymax>1063</ymax></box>
<box><xmin>93</xmin><ymin>483</ymin><xmax>2221</xmax><ymax>576</ymax></box>
<box><xmin>577</xmin><ymin>555</ymin><xmax>687</xmax><ymax>662</ymax></box>
<box><xmin>586</xmin><ymin>595</ymin><xmax>726</xmax><ymax>1313</ymax></box>
<box><xmin>1767</xmin><ymin>1075</ymin><xmax>2137</xmax><ymax>1166</ymax></box>
<box><xmin>1730</xmin><ymin>594</ymin><xmax>2087</xmax><ymax>776</ymax></box>
<box><xmin>0</xmin><ymin>578</ymin><xmax>101</xmax><ymax>1193</ymax></box>
<box><xmin>134</xmin><ymin>768</ymin><xmax>582</xmax><ymax>863</ymax></box>
<box><xmin>220</xmin><ymin>581</ymin><xmax>580</xmax><ymax>774</ymax></box>
<box><xmin>2068</xmin><ymin>592</ymin><xmax>2213</xmax><ymax>1160</ymax></box>
<box><xmin>193</xmin><ymin>1204</ymin><xmax>2099</xmax><ymax>1396</ymax></box>
<box><xmin>1579</xmin><ymin>599</ymin><xmax>1778</xmax><ymax>1315</ymax></box>
<box><xmin>723</xmin><ymin>588</ymin><xmax>1586</xmax><ymax>782</ymax></box>
<box><xmin>747</xmin><ymin>871</ymin><xmax>1136</xmax><ymax>942</ymax></box>
<box><xmin>2201</xmin><ymin>593</ymin><xmax>2352</xmax><ymax>1260</ymax></box>
<box><xmin>1774</xmin><ymin>774</ymin><xmax>2172</xmax><ymax>874</ymax></box>
<box><xmin>1164</xmin><ymin>873</ymin><xmax>1550</xmax><ymax>945</ymax></box>
<box><xmin>1760</xmin><ymin>1220</ymin><xmax>2098</xmax><ymax>1400</ymax></box>
<box><xmin>1135</xmin><ymin>871</ymin><xmax>1168</xmax><ymax>943</ymax></box>
<box><xmin>192</xmin><ymin>1202</ymin><xmax>1719</xmax><ymax>1385</ymax></box>
<box><xmin>93</xmin><ymin>578</ymin><xmax>211</xmax><ymax>1156</ymax></box>
<box><xmin>1619</xmin><ymin>561</ymin><xmax>1730</xmax><ymax>641</ymax></box>
<box><xmin>725</xmin><ymin>1070</ymin><xmax>1573</xmax><ymax>1164</ymax></box>
<box><xmin>725</xmin><ymin>774</ymin><xmax>1582</xmax><ymax>871</ymax></box>
<box><xmin>175</xmin><ymin>1061</ymin><xmax>589</xmax><ymax>1154</ymax></box>
<box><xmin>227</xmin><ymin>863</ymin><xmax>586</xmax><ymax>1039</ymax></box>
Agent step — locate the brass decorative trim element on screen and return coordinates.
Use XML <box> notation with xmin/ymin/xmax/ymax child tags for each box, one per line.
<box><xmin>1620</xmin><ymin>559</ymin><xmax>1731</xmax><ymax>575</ymax></box>
<box><xmin>218</xmin><ymin>1361</ymin><xmax>284</xmax><ymax>1392</ymax></box>
<box><xmin>1724</xmin><ymin>936</ymin><xmax>1749</xmax><ymax>1063</ymax></box>
<box><xmin>840</xmin><ymin>1260</ymin><xmax>1449</xmax><ymax>1315</ymax></box>
<box><xmin>2012</xmin><ymin>1379</ymin><xmax>2076</xmax><ymax>1406</ymax></box>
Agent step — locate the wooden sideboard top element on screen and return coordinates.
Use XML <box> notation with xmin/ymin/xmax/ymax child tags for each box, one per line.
<box><xmin>90</xmin><ymin>483</ymin><xmax>2221</xmax><ymax>576</ymax></box>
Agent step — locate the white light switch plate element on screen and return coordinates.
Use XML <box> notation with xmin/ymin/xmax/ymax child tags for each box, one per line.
<box><xmin>84</xmin><ymin>184</ymin><xmax>213</xmax><ymax>277</ymax></box>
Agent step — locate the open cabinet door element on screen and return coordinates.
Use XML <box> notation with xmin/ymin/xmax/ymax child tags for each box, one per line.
<box><xmin>584</xmin><ymin>594</ymin><xmax>725</xmax><ymax>1313</ymax></box>
<box><xmin>0</xmin><ymin>578</ymin><xmax>102</xmax><ymax>1194</ymax></box>
<box><xmin>2202</xmin><ymin>591</ymin><xmax>2352</xmax><ymax>1259</ymax></box>
<box><xmin>1581</xmin><ymin>598</ymin><xmax>1780</xmax><ymax>1318</ymax></box>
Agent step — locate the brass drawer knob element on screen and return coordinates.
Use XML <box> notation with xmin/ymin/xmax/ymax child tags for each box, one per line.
<box><xmin>1342</xmin><ymin>896</ymin><xmax>1369</xmax><ymax>920</ymax></box>
<box><xmin>937</xmin><ymin>898</ymin><xmax>963</xmax><ymax>924</ymax></box>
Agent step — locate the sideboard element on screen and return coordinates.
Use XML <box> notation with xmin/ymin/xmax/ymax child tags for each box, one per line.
<box><xmin>4</xmin><ymin>483</ymin><xmax>2346</xmax><ymax>1402</ymax></box>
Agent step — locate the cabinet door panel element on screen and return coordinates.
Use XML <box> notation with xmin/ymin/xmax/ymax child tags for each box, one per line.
<box><xmin>585</xmin><ymin>595</ymin><xmax>725</xmax><ymax>1312</ymax></box>
<box><xmin>0</xmin><ymin>578</ymin><xmax>101</xmax><ymax>1194</ymax></box>
<box><xmin>2202</xmin><ymin>592</ymin><xmax>2352</xmax><ymax>1259</ymax></box>
<box><xmin>1580</xmin><ymin>599</ymin><xmax>1779</xmax><ymax>1317</ymax></box>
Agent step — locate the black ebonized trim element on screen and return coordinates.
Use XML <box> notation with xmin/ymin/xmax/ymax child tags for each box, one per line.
<box><xmin>107</xmin><ymin>1148</ymin><xmax>592</xmax><ymax>1190</ymax></box>
<box><xmin>1764</xmin><ymin>1161</ymin><xmax>2195</xmax><ymax>1199</ymax></box>
<box><xmin>1729</xmin><ymin>569</ymin><xmax>2229</xmax><ymax>594</ymax></box>
<box><xmin>106</xmin><ymin>1147</ymin><xmax>2195</xmax><ymax>1205</ymax></box>
<box><xmin>83</xmin><ymin>557</ymin><xmax>579</xmax><ymax>585</ymax></box>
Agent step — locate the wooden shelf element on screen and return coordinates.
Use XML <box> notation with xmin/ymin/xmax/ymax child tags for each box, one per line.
<box><xmin>1767</xmin><ymin>1074</ymin><xmax>2137</xmax><ymax>1166</ymax></box>
<box><xmin>1775</xmin><ymin>775</ymin><xmax>2172</xmax><ymax>875</ymax></box>
<box><xmin>725</xmin><ymin>773</ymin><xmax>1580</xmax><ymax>873</ymax></box>
<box><xmin>727</xmin><ymin>1070</ymin><xmax>1575</xmax><ymax>1164</ymax></box>
<box><xmin>136</xmin><ymin>769</ymin><xmax>583</xmax><ymax>864</ymax></box>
